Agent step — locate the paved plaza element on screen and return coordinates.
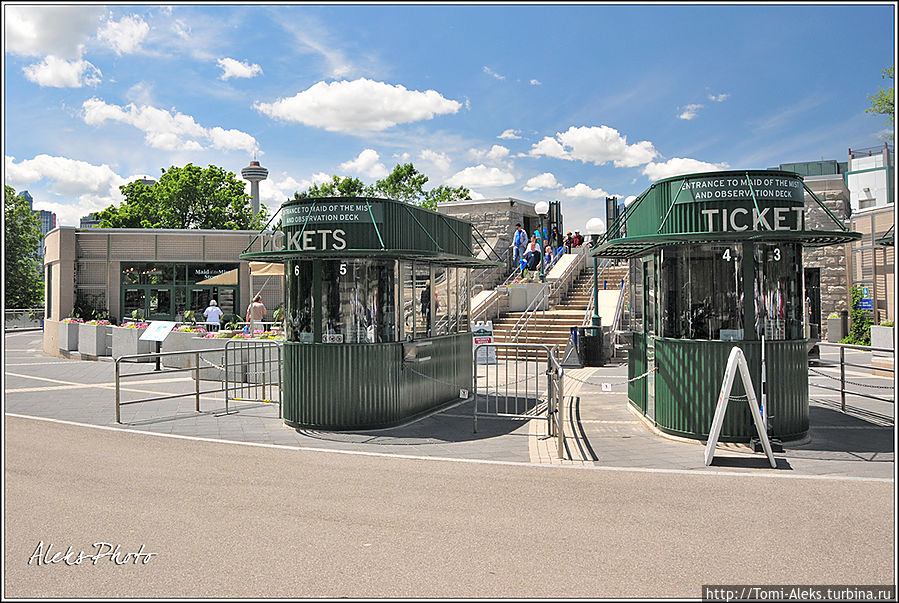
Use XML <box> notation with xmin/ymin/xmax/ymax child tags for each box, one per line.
<box><xmin>3</xmin><ymin>330</ymin><xmax>894</xmax><ymax>480</ymax></box>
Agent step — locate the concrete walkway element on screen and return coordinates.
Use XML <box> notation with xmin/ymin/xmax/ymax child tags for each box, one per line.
<box><xmin>4</xmin><ymin>330</ymin><xmax>894</xmax><ymax>481</ymax></box>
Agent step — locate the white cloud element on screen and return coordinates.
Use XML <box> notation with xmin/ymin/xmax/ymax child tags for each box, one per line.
<box><xmin>678</xmin><ymin>104</ymin><xmax>703</xmax><ymax>120</ymax></box>
<box><xmin>97</xmin><ymin>15</ymin><xmax>149</xmax><ymax>55</ymax></box>
<box><xmin>623</xmin><ymin>195</ymin><xmax>638</xmax><ymax>206</ymax></box>
<box><xmin>641</xmin><ymin>157</ymin><xmax>730</xmax><ymax>181</ymax></box>
<box><xmin>470</xmin><ymin>144</ymin><xmax>510</xmax><ymax>163</ymax></box>
<box><xmin>339</xmin><ymin>149</ymin><xmax>388</xmax><ymax>179</ymax></box>
<box><xmin>125</xmin><ymin>81</ymin><xmax>155</xmax><ymax>105</ymax></box>
<box><xmin>446</xmin><ymin>165</ymin><xmax>515</xmax><ymax>188</ymax></box>
<box><xmin>530</xmin><ymin>79</ymin><xmax>542</xmax><ymax>86</ymax></box>
<box><xmin>498</xmin><ymin>129</ymin><xmax>522</xmax><ymax>140</ymax></box>
<box><xmin>259</xmin><ymin>172</ymin><xmax>330</xmax><ymax>204</ymax></box>
<box><xmin>82</xmin><ymin>98</ymin><xmax>258</xmax><ymax>153</ymax></box>
<box><xmin>4</xmin><ymin>5</ymin><xmax>104</xmax><ymax>59</ymax></box>
<box><xmin>254</xmin><ymin>78</ymin><xmax>462</xmax><ymax>133</ymax></box>
<box><xmin>560</xmin><ymin>183</ymin><xmax>610</xmax><ymax>199</ymax></box>
<box><xmin>395</xmin><ymin>152</ymin><xmax>412</xmax><ymax>162</ymax></box>
<box><xmin>529</xmin><ymin>125</ymin><xmax>659</xmax><ymax>168</ymax></box>
<box><xmin>523</xmin><ymin>172</ymin><xmax>561</xmax><ymax>191</ymax></box>
<box><xmin>279</xmin><ymin>20</ymin><xmax>355</xmax><ymax>79</ymax></box>
<box><xmin>419</xmin><ymin>149</ymin><xmax>451</xmax><ymax>172</ymax></box>
<box><xmin>4</xmin><ymin>154</ymin><xmax>131</xmax><ymax>226</ymax></box>
<box><xmin>22</xmin><ymin>56</ymin><xmax>102</xmax><ymax>88</ymax></box>
<box><xmin>708</xmin><ymin>92</ymin><xmax>729</xmax><ymax>102</ymax></box>
<box><xmin>217</xmin><ymin>57</ymin><xmax>263</xmax><ymax>80</ymax></box>
<box><xmin>483</xmin><ymin>66</ymin><xmax>505</xmax><ymax>80</ymax></box>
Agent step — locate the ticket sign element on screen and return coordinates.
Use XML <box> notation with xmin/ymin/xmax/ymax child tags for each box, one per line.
<box><xmin>472</xmin><ymin>320</ymin><xmax>496</xmax><ymax>365</ymax></box>
<box><xmin>139</xmin><ymin>321</ymin><xmax>177</xmax><ymax>342</ymax></box>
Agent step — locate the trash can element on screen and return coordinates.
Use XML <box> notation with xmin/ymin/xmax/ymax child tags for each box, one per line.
<box><xmin>577</xmin><ymin>326</ymin><xmax>604</xmax><ymax>367</ymax></box>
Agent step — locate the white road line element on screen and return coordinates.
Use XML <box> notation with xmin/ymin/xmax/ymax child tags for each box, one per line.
<box><xmin>6</xmin><ymin>413</ymin><xmax>892</xmax><ymax>484</ymax></box>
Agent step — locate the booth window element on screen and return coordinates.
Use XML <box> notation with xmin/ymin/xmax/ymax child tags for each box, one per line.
<box><xmin>754</xmin><ymin>244</ymin><xmax>803</xmax><ymax>340</ymax></box>
<box><xmin>286</xmin><ymin>260</ymin><xmax>313</xmax><ymax>343</ymax></box>
<box><xmin>321</xmin><ymin>259</ymin><xmax>396</xmax><ymax>343</ymax></box>
<box><xmin>658</xmin><ymin>244</ymin><xmax>745</xmax><ymax>340</ymax></box>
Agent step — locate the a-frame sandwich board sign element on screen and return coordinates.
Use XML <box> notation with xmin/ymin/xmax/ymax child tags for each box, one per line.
<box><xmin>704</xmin><ymin>346</ymin><xmax>777</xmax><ymax>468</ymax></box>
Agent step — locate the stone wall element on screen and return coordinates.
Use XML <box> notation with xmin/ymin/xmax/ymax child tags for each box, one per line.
<box><xmin>802</xmin><ymin>177</ymin><xmax>852</xmax><ymax>340</ymax></box>
<box><xmin>437</xmin><ymin>198</ymin><xmax>538</xmax><ymax>291</ymax></box>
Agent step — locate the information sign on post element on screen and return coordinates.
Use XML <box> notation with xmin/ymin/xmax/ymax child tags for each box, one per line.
<box><xmin>139</xmin><ymin>321</ymin><xmax>177</xmax><ymax>342</ymax></box>
<box><xmin>860</xmin><ymin>298</ymin><xmax>873</xmax><ymax>310</ymax></box>
<box><xmin>472</xmin><ymin>320</ymin><xmax>496</xmax><ymax>365</ymax></box>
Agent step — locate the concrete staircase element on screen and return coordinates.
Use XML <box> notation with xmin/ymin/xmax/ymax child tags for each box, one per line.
<box><xmin>489</xmin><ymin>262</ymin><xmax>629</xmax><ymax>360</ymax></box>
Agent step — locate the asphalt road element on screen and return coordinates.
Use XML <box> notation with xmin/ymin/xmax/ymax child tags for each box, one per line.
<box><xmin>4</xmin><ymin>414</ymin><xmax>895</xmax><ymax>598</ymax></box>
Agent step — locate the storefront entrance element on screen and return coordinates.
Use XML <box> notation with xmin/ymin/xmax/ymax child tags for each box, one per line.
<box><xmin>120</xmin><ymin>262</ymin><xmax>238</xmax><ymax>321</ymax></box>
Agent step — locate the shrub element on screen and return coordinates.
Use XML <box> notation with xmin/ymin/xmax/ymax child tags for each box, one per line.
<box><xmin>841</xmin><ymin>285</ymin><xmax>872</xmax><ymax>345</ymax></box>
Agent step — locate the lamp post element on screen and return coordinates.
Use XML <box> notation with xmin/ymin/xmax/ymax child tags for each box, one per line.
<box><xmin>586</xmin><ymin>217</ymin><xmax>606</xmax><ymax>330</ymax></box>
<box><xmin>535</xmin><ymin>201</ymin><xmax>549</xmax><ymax>283</ymax></box>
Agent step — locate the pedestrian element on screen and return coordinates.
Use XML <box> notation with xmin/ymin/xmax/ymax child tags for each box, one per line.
<box><xmin>509</xmin><ymin>223</ymin><xmax>526</xmax><ymax>270</ymax></box>
<box><xmin>203</xmin><ymin>299</ymin><xmax>223</xmax><ymax>331</ymax></box>
<box><xmin>245</xmin><ymin>294</ymin><xmax>267</xmax><ymax>332</ymax></box>
<box><xmin>573</xmin><ymin>230</ymin><xmax>584</xmax><ymax>247</ymax></box>
<box><xmin>544</xmin><ymin>244</ymin><xmax>555</xmax><ymax>269</ymax></box>
<box><xmin>524</xmin><ymin>235</ymin><xmax>542</xmax><ymax>272</ymax></box>
<box><xmin>551</xmin><ymin>226</ymin><xmax>564</xmax><ymax>258</ymax></box>
<box><xmin>420</xmin><ymin>279</ymin><xmax>436</xmax><ymax>334</ymax></box>
<box><xmin>563</xmin><ymin>231</ymin><xmax>573</xmax><ymax>254</ymax></box>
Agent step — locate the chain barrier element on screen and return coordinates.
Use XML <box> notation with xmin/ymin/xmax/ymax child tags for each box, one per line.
<box><xmin>809</xmin><ymin>367</ymin><xmax>896</xmax><ymax>390</ymax></box>
<box><xmin>562</xmin><ymin>366</ymin><xmax>658</xmax><ymax>387</ymax></box>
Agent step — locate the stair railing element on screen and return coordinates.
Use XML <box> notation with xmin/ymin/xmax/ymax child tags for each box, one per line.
<box><xmin>508</xmin><ymin>247</ymin><xmax>592</xmax><ymax>346</ymax></box>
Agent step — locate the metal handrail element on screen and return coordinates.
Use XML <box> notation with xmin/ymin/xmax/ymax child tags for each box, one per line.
<box><xmin>473</xmin><ymin>342</ymin><xmax>565</xmax><ymax>459</ymax></box>
<box><xmin>510</xmin><ymin>248</ymin><xmax>591</xmax><ymax>342</ymax></box>
<box><xmin>114</xmin><ymin>348</ymin><xmax>227</xmax><ymax>423</ymax></box>
<box><xmin>811</xmin><ymin>341</ymin><xmax>894</xmax><ymax>412</ymax></box>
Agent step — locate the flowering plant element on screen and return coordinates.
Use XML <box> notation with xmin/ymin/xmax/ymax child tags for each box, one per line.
<box><xmin>62</xmin><ymin>317</ymin><xmax>84</xmax><ymax>323</ymax></box>
<box><xmin>85</xmin><ymin>319</ymin><xmax>110</xmax><ymax>325</ymax></box>
<box><xmin>202</xmin><ymin>333</ymin><xmax>217</xmax><ymax>338</ymax></box>
<box><xmin>121</xmin><ymin>322</ymin><xmax>149</xmax><ymax>329</ymax></box>
<box><xmin>175</xmin><ymin>325</ymin><xmax>207</xmax><ymax>333</ymax></box>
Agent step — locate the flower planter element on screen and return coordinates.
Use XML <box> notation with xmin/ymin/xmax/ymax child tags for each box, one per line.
<box><xmin>58</xmin><ymin>321</ymin><xmax>80</xmax><ymax>351</ymax></box>
<box><xmin>161</xmin><ymin>332</ymin><xmax>228</xmax><ymax>381</ymax></box>
<box><xmin>111</xmin><ymin>326</ymin><xmax>154</xmax><ymax>361</ymax></box>
<box><xmin>870</xmin><ymin>325</ymin><xmax>894</xmax><ymax>376</ymax></box>
<box><xmin>78</xmin><ymin>323</ymin><xmax>111</xmax><ymax>357</ymax></box>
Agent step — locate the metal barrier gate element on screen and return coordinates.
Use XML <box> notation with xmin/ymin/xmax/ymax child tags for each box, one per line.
<box><xmin>473</xmin><ymin>343</ymin><xmax>565</xmax><ymax>459</ymax></box>
<box><xmin>224</xmin><ymin>339</ymin><xmax>283</xmax><ymax>417</ymax></box>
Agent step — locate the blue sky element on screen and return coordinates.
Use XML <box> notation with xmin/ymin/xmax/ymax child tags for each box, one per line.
<box><xmin>3</xmin><ymin>3</ymin><xmax>895</xmax><ymax>232</ymax></box>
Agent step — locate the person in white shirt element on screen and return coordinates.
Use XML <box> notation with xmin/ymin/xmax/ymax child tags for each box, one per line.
<box><xmin>203</xmin><ymin>299</ymin><xmax>223</xmax><ymax>331</ymax></box>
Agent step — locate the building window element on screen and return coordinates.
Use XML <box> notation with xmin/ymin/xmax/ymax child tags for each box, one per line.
<box><xmin>320</xmin><ymin>259</ymin><xmax>396</xmax><ymax>344</ymax></box>
<box><xmin>285</xmin><ymin>260</ymin><xmax>313</xmax><ymax>343</ymax></box>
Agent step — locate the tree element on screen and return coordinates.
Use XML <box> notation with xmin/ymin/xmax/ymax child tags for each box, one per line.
<box><xmin>293</xmin><ymin>175</ymin><xmax>368</xmax><ymax>200</ymax></box>
<box><xmin>866</xmin><ymin>65</ymin><xmax>894</xmax><ymax>138</ymax></box>
<box><xmin>97</xmin><ymin>163</ymin><xmax>268</xmax><ymax>230</ymax></box>
<box><xmin>5</xmin><ymin>186</ymin><xmax>44</xmax><ymax>308</ymax></box>
<box><xmin>842</xmin><ymin>285</ymin><xmax>872</xmax><ymax>346</ymax></box>
<box><xmin>293</xmin><ymin>163</ymin><xmax>471</xmax><ymax>210</ymax></box>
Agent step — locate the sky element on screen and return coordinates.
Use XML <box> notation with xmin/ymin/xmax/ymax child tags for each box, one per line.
<box><xmin>3</xmin><ymin>2</ymin><xmax>896</xmax><ymax>234</ymax></box>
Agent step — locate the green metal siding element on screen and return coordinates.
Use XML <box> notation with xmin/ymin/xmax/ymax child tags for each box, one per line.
<box><xmin>628</xmin><ymin>332</ymin><xmax>647</xmax><ymax>413</ymax></box>
<box><xmin>652</xmin><ymin>338</ymin><xmax>808</xmax><ymax>441</ymax></box>
<box><xmin>283</xmin><ymin>333</ymin><xmax>472</xmax><ymax>430</ymax></box>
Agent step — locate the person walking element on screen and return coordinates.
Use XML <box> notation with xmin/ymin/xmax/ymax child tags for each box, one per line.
<box><xmin>203</xmin><ymin>299</ymin><xmax>223</xmax><ymax>331</ymax></box>
<box><xmin>509</xmin><ymin>223</ymin><xmax>526</xmax><ymax>271</ymax></box>
<box><xmin>245</xmin><ymin>294</ymin><xmax>267</xmax><ymax>332</ymax></box>
<box><xmin>420</xmin><ymin>280</ymin><xmax>432</xmax><ymax>334</ymax></box>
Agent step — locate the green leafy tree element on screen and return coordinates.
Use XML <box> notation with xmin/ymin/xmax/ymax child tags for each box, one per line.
<box><xmin>293</xmin><ymin>163</ymin><xmax>471</xmax><ymax>210</ymax></box>
<box><xmin>866</xmin><ymin>65</ymin><xmax>894</xmax><ymax>139</ymax></box>
<box><xmin>293</xmin><ymin>175</ymin><xmax>368</xmax><ymax>200</ymax></box>
<box><xmin>98</xmin><ymin>163</ymin><xmax>268</xmax><ymax>230</ymax></box>
<box><xmin>842</xmin><ymin>285</ymin><xmax>872</xmax><ymax>346</ymax></box>
<box><xmin>4</xmin><ymin>186</ymin><xmax>44</xmax><ymax>308</ymax></box>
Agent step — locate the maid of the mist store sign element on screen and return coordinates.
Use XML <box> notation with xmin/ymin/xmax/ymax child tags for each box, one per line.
<box><xmin>677</xmin><ymin>175</ymin><xmax>806</xmax><ymax>234</ymax></box>
<box><xmin>279</xmin><ymin>201</ymin><xmax>384</xmax><ymax>251</ymax></box>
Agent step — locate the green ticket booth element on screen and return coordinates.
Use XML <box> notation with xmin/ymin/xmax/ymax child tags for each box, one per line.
<box><xmin>240</xmin><ymin>197</ymin><xmax>500</xmax><ymax>430</ymax></box>
<box><xmin>593</xmin><ymin>170</ymin><xmax>861</xmax><ymax>441</ymax></box>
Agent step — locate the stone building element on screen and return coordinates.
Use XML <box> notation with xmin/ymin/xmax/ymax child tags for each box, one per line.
<box><xmin>436</xmin><ymin>197</ymin><xmax>541</xmax><ymax>291</ymax></box>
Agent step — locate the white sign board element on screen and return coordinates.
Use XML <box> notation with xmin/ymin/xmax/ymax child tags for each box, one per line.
<box><xmin>472</xmin><ymin>320</ymin><xmax>497</xmax><ymax>365</ymax></box>
<box><xmin>139</xmin><ymin>321</ymin><xmax>177</xmax><ymax>342</ymax></box>
<box><xmin>704</xmin><ymin>346</ymin><xmax>776</xmax><ymax>468</ymax></box>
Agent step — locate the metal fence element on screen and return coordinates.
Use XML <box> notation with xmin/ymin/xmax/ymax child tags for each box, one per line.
<box><xmin>473</xmin><ymin>343</ymin><xmax>565</xmax><ymax>459</ymax></box>
<box><xmin>223</xmin><ymin>339</ymin><xmax>282</xmax><ymax>416</ymax></box>
<box><xmin>810</xmin><ymin>341</ymin><xmax>894</xmax><ymax>412</ymax></box>
<box><xmin>5</xmin><ymin>308</ymin><xmax>44</xmax><ymax>330</ymax></box>
<box><xmin>114</xmin><ymin>349</ymin><xmax>226</xmax><ymax>423</ymax></box>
